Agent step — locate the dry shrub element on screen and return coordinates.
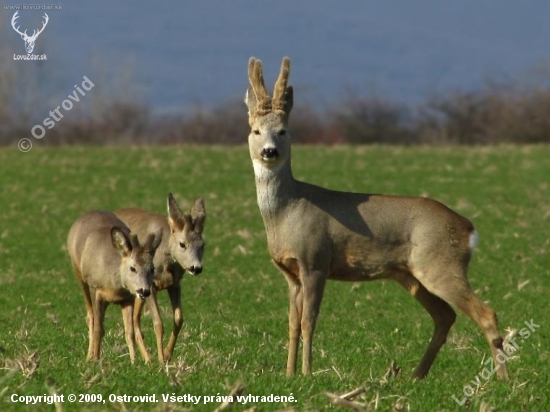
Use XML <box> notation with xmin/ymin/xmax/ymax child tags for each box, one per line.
<box><xmin>329</xmin><ymin>95</ymin><xmax>414</xmax><ymax>144</ymax></box>
<box><xmin>157</xmin><ymin>100</ymin><xmax>248</xmax><ymax>145</ymax></box>
<box><xmin>414</xmin><ymin>77</ymin><xmax>550</xmax><ymax>144</ymax></box>
<box><xmin>2</xmin><ymin>40</ymin><xmax>550</xmax><ymax>146</ymax></box>
<box><xmin>288</xmin><ymin>104</ymin><xmax>338</xmax><ymax>144</ymax></box>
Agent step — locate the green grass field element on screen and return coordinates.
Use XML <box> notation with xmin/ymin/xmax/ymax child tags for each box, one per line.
<box><xmin>1</xmin><ymin>145</ymin><xmax>549</xmax><ymax>411</ymax></box>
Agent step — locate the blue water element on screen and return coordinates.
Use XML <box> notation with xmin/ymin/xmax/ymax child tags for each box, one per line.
<box><xmin>3</xmin><ymin>0</ymin><xmax>550</xmax><ymax>113</ymax></box>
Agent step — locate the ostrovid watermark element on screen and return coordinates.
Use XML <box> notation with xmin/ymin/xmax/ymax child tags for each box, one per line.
<box><xmin>451</xmin><ymin>319</ymin><xmax>540</xmax><ymax>406</ymax></box>
<box><xmin>18</xmin><ymin>138</ymin><xmax>32</xmax><ymax>152</ymax></box>
<box><xmin>31</xmin><ymin>76</ymin><xmax>94</xmax><ymax>139</ymax></box>
<box><xmin>18</xmin><ymin>76</ymin><xmax>94</xmax><ymax>152</ymax></box>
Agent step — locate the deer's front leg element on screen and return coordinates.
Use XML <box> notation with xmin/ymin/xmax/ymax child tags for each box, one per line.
<box><xmin>77</xmin><ymin>279</ymin><xmax>95</xmax><ymax>360</ymax></box>
<box><xmin>90</xmin><ymin>292</ymin><xmax>107</xmax><ymax>361</ymax></box>
<box><xmin>133</xmin><ymin>295</ymin><xmax>151</xmax><ymax>363</ymax></box>
<box><xmin>121</xmin><ymin>302</ymin><xmax>136</xmax><ymax>364</ymax></box>
<box><xmin>300</xmin><ymin>269</ymin><xmax>327</xmax><ymax>375</ymax></box>
<box><xmin>145</xmin><ymin>289</ymin><xmax>165</xmax><ymax>363</ymax></box>
<box><xmin>284</xmin><ymin>275</ymin><xmax>303</xmax><ymax>376</ymax></box>
<box><xmin>164</xmin><ymin>283</ymin><xmax>183</xmax><ymax>361</ymax></box>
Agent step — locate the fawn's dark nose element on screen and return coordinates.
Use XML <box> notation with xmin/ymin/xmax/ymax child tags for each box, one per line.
<box><xmin>188</xmin><ymin>265</ymin><xmax>202</xmax><ymax>275</ymax></box>
<box><xmin>261</xmin><ymin>147</ymin><xmax>279</xmax><ymax>160</ymax></box>
<box><xmin>137</xmin><ymin>288</ymin><xmax>150</xmax><ymax>299</ymax></box>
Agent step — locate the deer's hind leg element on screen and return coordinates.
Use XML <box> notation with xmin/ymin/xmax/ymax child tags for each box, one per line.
<box><xmin>394</xmin><ymin>271</ymin><xmax>456</xmax><ymax>379</ymax></box>
<box><xmin>411</xmin><ymin>264</ymin><xmax>510</xmax><ymax>380</ymax></box>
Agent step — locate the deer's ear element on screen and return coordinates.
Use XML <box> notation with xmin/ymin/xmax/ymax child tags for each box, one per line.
<box><xmin>191</xmin><ymin>197</ymin><xmax>206</xmax><ymax>233</ymax></box>
<box><xmin>193</xmin><ymin>214</ymin><xmax>205</xmax><ymax>234</ymax></box>
<box><xmin>111</xmin><ymin>227</ymin><xmax>132</xmax><ymax>256</ymax></box>
<box><xmin>144</xmin><ymin>228</ymin><xmax>163</xmax><ymax>254</ymax></box>
<box><xmin>20</xmin><ymin>34</ymin><xmax>25</xmax><ymax>40</ymax></box>
<box><xmin>182</xmin><ymin>213</ymin><xmax>193</xmax><ymax>229</ymax></box>
<box><xmin>244</xmin><ymin>87</ymin><xmax>257</xmax><ymax>113</ymax></box>
<box><xmin>282</xmin><ymin>86</ymin><xmax>293</xmax><ymax>114</ymax></box>
<box><xmin>191</xmin><ymin>197</ymin><xmax>205</xmax><ymax>218</ymax></box>
<box><xmin>167</xmin><ymin>193</ymin><xmax>184</xmax><ymax>231</ymax></box>
<box><xmin>151</xmin><ymin>228</ymin><xmax>163</xmax><ymax>251</ymax></box>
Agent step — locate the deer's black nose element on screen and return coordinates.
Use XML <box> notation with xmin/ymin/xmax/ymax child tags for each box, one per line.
<box><xmin>261</xmin><ymin>147</ymin><xmax>279</xmax><ymax>160</ymax></box>
<box><xmin>137</xmin><ymin>288</ymin><xmax>150</xmax><ymax>299</ymax></box>
<box><xmin>189</xmin><ymin>265</ymin><xmax>202</xmax><ymax>275</ymax></box>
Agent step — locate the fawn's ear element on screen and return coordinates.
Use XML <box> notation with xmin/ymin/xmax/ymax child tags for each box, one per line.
<box><xmin>111</xmin><ymin>227</ymin><xmax>132</xmax><ymax>256</ymax></box>
<box><xmin>182</xmin><ymin>213</ymin><xmax>193</xmax><ymax>230</ymax></box>
<box><xmin>167</xmin><ymin>193</ymin><xmax>185</xmax><ymax>231</ymax></box>
<box><xmin>191</xmin><ymin>197</ymin><xmax>206</xmax><ymax>233</ymax></box>
<box><xmin>144</xmin><ymin>228</ymin><xmax>163</xmax><ymax>254</ymax></box>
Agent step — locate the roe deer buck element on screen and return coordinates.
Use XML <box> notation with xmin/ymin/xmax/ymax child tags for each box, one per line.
<box><xmin>67</xmin><ymin>211</ymin><xmax>162</xmax><ymax>363</ymax></box>
<box><xmin>244</xmin><ymin>56</ymin><xmax>510</xmax><ymax>380</ymax></box>
<box><xmin>115</xmin><ymin>194</ymin><xmax>205</xmax><ymax>362</ymax></box>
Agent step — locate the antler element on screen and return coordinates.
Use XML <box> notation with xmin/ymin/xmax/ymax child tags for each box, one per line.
<box><xmin>247</xmin><ymin>57</ymin><xmax>272</xmax><ymax>116</ymax></box>
<box><xmin>11</xmin><ymin>11</ymin><xmax>27</xmax><ymax>37</ymax></box>
<box><xmin>246</xmin><ymin>57</ymin><xmax>293</xmax><ymax>119</ymax></box>
<box><xmin>272</xmin><ymin>57</ymin><xmax>292</xmax><ymax>113</ymax></box>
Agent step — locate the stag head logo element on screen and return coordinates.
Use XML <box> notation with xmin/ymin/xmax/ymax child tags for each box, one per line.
<box><xmin>11</xmin><ymin>11</ymin><xmax>49</xmax><ymax>54</ymax></box>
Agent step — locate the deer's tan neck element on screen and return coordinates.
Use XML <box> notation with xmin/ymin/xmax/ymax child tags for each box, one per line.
<box><xmin>253</xmin><ymin>158</ymin><xmax>296</xmax><ymax>219</ymax></box>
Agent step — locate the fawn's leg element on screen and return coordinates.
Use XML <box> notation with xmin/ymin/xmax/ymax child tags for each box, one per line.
<box><xmin>121</xmin><ymin>302</ymin><xmax>136</xmax><ymax>364</ymax></box>
<box><xmin>163</xmin><ymin>283</ymin><xmax>182</xmax><ymax>361</ymax></box>
<box><xmin>133</xmin><ymin>296</ymin><xmax>151</xmax><ymax>363</ymax></box>
<box><xmin>90</xmin><ymin>292</ymin><xmax>107</xmax><ymax>361</ymax></box>
<box><xmin>146</xmin><ymin>289</ymin><xmax>165</xmax><ymax>362</ymax></box>
<box><xmin>76</xmin><ymin>276</ymin><xmax>95</xmax><ymax>359</ymax></box>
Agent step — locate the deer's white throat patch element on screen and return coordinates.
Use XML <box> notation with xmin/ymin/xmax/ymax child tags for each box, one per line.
<box><xmin>252</xmin><ymin>158</ymin><xmax>285</xmax><ymax>174</ymax></box>
<box><xmin>253</xmin><ymin>159</ymin><xmax>282</xmax><ymax>213</ymax></box>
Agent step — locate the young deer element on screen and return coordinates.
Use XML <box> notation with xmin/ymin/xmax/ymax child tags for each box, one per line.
<box><xmin>67</xmin><ymin>211</ymin><xmax>162</xmax><ymax>363</ymax></box>
<box><xmin>115</xmin><ymin>194</ymin><xmax>205</xmax><ymax>362</ymax></box>
<box><xmin>244</xmin><ymin>57</ymin><xmax>510</xmax><ymax>380</ymax></box>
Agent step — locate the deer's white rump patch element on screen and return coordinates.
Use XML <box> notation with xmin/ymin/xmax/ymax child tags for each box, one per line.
<box><xmin>469</xmin><ymin>230</ymin><xmax>479</xmax><ymax>251</ymax></box>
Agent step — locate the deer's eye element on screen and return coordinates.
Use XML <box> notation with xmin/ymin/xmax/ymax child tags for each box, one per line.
<box><xmin>179</xmin><ymin>242</ymin><xmax>186</xmax><ymax>250</ymax></box>
<box><xmin>278</xmin><ymin>129</ymin><xmax>286</xmax><ymax>136</ymax></box>
<box><xmin>253</xmin><ymin>129</ymin><xmax>260</xmax><ymax>135</ymax></box>
<box><xmin>130</xmin><ymin>266</ymin><xmax>137</xmax><ymax>273</ymax></box>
